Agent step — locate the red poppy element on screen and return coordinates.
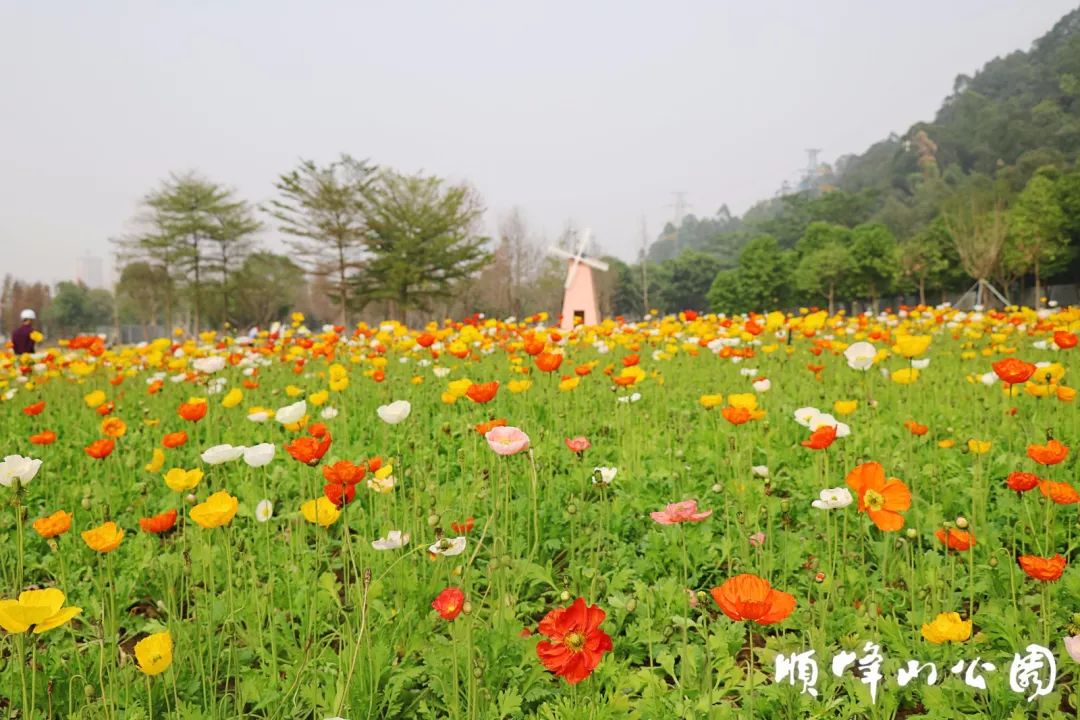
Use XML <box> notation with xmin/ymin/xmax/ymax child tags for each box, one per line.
<box><xmin>451</xmin><ymin>517</ymin><xmax>475</xmax><ymax>534</ymax></box>
<box><xmin>372</xmin><ymin>369</ymin><xmax>386</xmax><ymax>383</ymax></box>
<box><xmin>1053</xmin><ymin>331</ymin><xmax>1078</xmax><ymax>349</ymax></box>
<box><xmin>84</xmin><ymin>438</ymin><xmax>116</xmax><ymax>459</ymax></box>
<box><xmin>621</xmin><ymin>354</ymin><xmax>640</xmax><ymax>367</ymax></box>
<box><xmin>1018</xmin><ymin>554</ymin><xmax>1066</xmax><ymax>582</ymax></box>
<box><xmin>322</xmin><ymin>460</ymin><xmax>365</xmax><ymax>485</ymax></box>
<box><xmin>466</xmin><ymin>381</ymin><xmax>499</xmax><ymax>404</ymax></box>
<box><xmin>367</xmin><ymin>456</ymin><xmax>383</xmax><ymax>473</ymax></box>
<box><xmin>535</xmin><ymin>597</ymin><xmax>613</xmax><ymax>684</ymax></box>
<box><xmin>30</xmin><ymin>430</ymin><xmax>57</xmax><ymax>445</ymax></box>
<box><xmin>992</xmin><ymin>358</ymin><xmax>1037</xmax><ymax>385</ymax></box>
<box><xmin>243</xmin><ymin>380</ymin><xmax>259</xmax><ymax>390</ymax></box>
<box><xmin>904</xmin><ymin>420</ymin><xmax>928</xmax><ymax>436</ymax></box>
<box><xmin>22</xmin><ymin>401</ymin><xmax>45</xmax><ymax>416</ymax></box>
<box><xmin>284</xmin><ymin>433</ymin><xmax>333</xmax><ymax>466</ymax></box>
<box><xmin>710</xmin><ymin>573</ymin><xmax>796</xmax><ymax>625</ymax></box>
<box><xmin>178</xmin><ymin>401</ymin><xmax>208</xmax><ymax>422</ymax></box>
<box><xmin>574</xmin><ymin>364</ymin><xmax>593</xmax><ymax>377</ymax></box>
<box><xmin>96</xmin><ymin>402</ymin><xmax>115</xmax><ymax>417</ymax></box>
<box><xmin>148</xmin><ymin>379</ymin><xmax>164</xmax><ymax>395</ymax></box>
<box><xmin>323</xmin><ymin>482</ymin><xmax>356</xmax><ymax>507</ymax></box>
<box><xmin>139</xmin><ymin>509</ymin><xmax>178</xmax><ymax>534</ymax></box>
<box><xmin>801</xmin><ymin>425</ymin><xmax>837</xmax><ymax>450</ymax></box>
<box><xmin>416</xmin><ymin>332</ymin><xmax>436</xmax><ymax>348</ymax></box>
<box><xmin>1006</xmin><ymin>471</ymin><xmax>1041</xmax><ymax>493</ymax></box>
<box><xmin>1038</xmin><ymin>480</ymin><xmax>1080</xmax><ymax>505</ymax></box>
<box><xmin>309</xmin><ymin>423</ymin><xmax>329</xmax><ymax>439</ymax></box>
<box><xmin>535</xmin><ymin>352</ymin><xmax>563</xmax><ymax>373</ymax></box>
<box><xmin>523</xmin><ymin>339</ymin><xmax>545</xmax><ymax>356</ymax></box>
<box><xmin>935</xmin><ymin>528</ymin><xmax>976</xmax><ymax>552</ymax></box>
<box><xmin>1027</xmin><ymin>439</ymin><xmax>1069</xmax><ymax>466</ymax></box>
<box><xmin>565</xmin><ymin>436</ymin><xmax>591</xmax><ymax>454</ymax></box>
<box><xmin>721</xmin><ymin>406</ymin><xmax>751</xmax><ymax>425</ymax></box>
<box><xmin>475</xmin><ymin>418</ymin><xmax>507</xmax><ymax>435</ymax></box>
<box><xmin>432</xmin><ymin>587</ymin><xmax>465</xmax><ymax>621</ymax></box>
<box><xmin>162</xmin><ymin>431</ymin><xmax>188</xmax><ymax>449</ymax></box>
<box><xmin>612</xmin><ymin>375</ymin><xmax>636</xmax><ymax>387</ymax></box>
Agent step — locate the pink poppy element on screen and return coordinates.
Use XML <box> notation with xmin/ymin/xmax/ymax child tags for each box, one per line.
<box><xmin>485</xmin><ymin>426</ymin><xmax>531</xmax><ymax>456</ymax></box>
<box><xmin>565</xmin><ymin>436</ymin><xmax>591</xmax><ymax>454</ymax></box>
<box><xmin>650</xmin><ymin>500</ymin><xmax>713</xmax><ymax>525</ymax></box>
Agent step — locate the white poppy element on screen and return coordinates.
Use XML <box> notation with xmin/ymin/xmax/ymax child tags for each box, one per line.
<box><xmin>592</xmin><ymin>467</ymin><xmax>618</xmax><ymax>486</ymax></box>
<box><xmin>428</xmin><ymin>536</ymin><xmax>467</xmax><ymax>557</ymax></box>
<box><xmin>320</xmin><ymin>406</ymin><xmax>339</xmax><ymax>420</ymax></box>
<box><xmin>811</xmin><ymin>487</ymin><xmax>853</xmax><ymax>510</ymax></box>
<box><xmin>0</xmin><ymin>455</ymin><xmax>42</xmax><ymax>487</ymax></box>
<box><xmin>247</xmin><ymin>410</ymin><xmax>270</xmax><ymax>423</ymax></box>
<box><xmin>980</xmin><ymin>372</ymin><xmax>997</xmax><ymax>386</ymax></box>
<box><xmin>201</xmin><ymin>444</ymin><xmax>246</xmax><ymax>465</ymax></box>
<box><xmin>911</xmin><ymin>358</ymin><xmax>930</xmax><ymax>370</ymax></box>
<box><xmin>255</xmin><ymin>499</ymin><xmax>274</xmax><ymax>523</ymax></box>
<box><xmin>752</xmin><ymin>465</ymin><xmax>769</xmax><ymax>478</ymax></box>
<box><xmin>372</xmin><ymin>530</ymin><xmax>410</xmax><ymax>550</ymax></box>
<box><xmin>617</xmin><ymin>392</ymin><xmax>642</xmax><ymax>404</ymax></box>
<box><xmin>433</xmin><ymin>367</ymin><xmax>451</xmax><ymax>378</ymax></box>
<box><xmin>809</xmin><ymin>413</ymin><xmax>850</xmax><ymax>438</ymax></box>
<box><xmin>752</xmin><ymin>378</ymin><xmax>771</xmax><ymax>392</ymax></box>
<box><xmin>243</xmin><ymin>443</ymin><xmax>275</xmax><ymax>468</ymax></box>
<box><xmin>843</xmin><ymin>341</ymin><xmax>876</xmax><ymax>371</ymax></box>
<box><xmin>739</xmin><ymin>368</ymin><xmax>759</xmax><ymax>377</ymax></box>
<box><xmin>192</xmin><ymin>356</ymin><xmax>226</xmax><ymax>374</ymax></box>
<box><xmin>377</xmin><ymin>400</ymin><xmax>411</xmax><ymax>425</ymax></box>
<box><xmin>275</xmin><ymin>400</ymin><xmax>307</xmax><ymax>425</ymax></box>
<box><xmin>794</xmin><ymin>407</ymin><xmax>821</xmax><ymax>427</ymax></box>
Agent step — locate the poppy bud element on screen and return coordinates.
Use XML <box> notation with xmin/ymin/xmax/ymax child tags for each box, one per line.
<box><xmin>185</xmin><ymin>493</ymin><xmax>197</xmax><ymax>505</ymax></box>
<box><xmin>462</xmin><ymin>601</ymin><xmax>473</xmax><ymax>615</ymax></box>
<box><xmin>814</xmin><ymin>572</ymin><xmax>825</xmax><ymax>583</ymax></box>
<box><xmin>566</xmin><ymin>504</ymin><xmax>577</xmax><ymax>516</ymax></box>
<box><xmin>955</xmin><ymin>516</ymin><xmax>968</xmax><ymax>529</ymax></box>
<box><xmin>905</xmin><ymin>528</ymin><xmax>917</xmax><ymax>539</ymax></box>
<box><xmin>779</xmin><ymin>499</ymin><xmax>790</xmax><ymax>513</ymax></box>
<box><xmin>427</xmin><ymin>514</ymin><xmax>440</xmax><ymax>527</ymax></box>
<box><xmin>452</xmin><ymin>566</ymin><xmax>462</xmax><ymax>576</ymax></box>
<box><xmin>473</xmin><ymin>667</ymin><xmax>483</xmax><ymax>679</ymax></box>
<box><xmin>711</xmin><ymin>483</ymin><xmax>722</xmax><ymax>493</ymax></box>
<box><xmin>560</xmin><ymin>590</ymin><xmax>571</xmax><ymax>602</ymax></box>
<box><xmin>988</xmin><ymin>557</ymin><xmax>998</xmax><ymax>568</ymax></box>
<box><xmin>84</xmin><ymin>684</ymin><xmax>96</xmax><ymax>701</ymax></box>
<box><xmin>47</xmin><ymin>539</ymin><xmax>58</xmax><ymax>552</ymax></box>
<box><xmin>626</xmin><ymin>598</ymin><xmax>637</xmax><ymax>613</ymax></box>
<box><xmin>81</xmin><ymin>497</ymin><xmax>91</xmax><ymax>510</ymax></box>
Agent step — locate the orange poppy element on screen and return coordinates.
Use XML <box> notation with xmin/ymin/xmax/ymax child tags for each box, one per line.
<box><xmin>1053</xmin><ymin>331</ymin><xmax>1078</xmax><ymax>349</ymax></box>
<box><xmin>30</xmin><ymin>430</ymin><xmax>57</xmax><ymax>445</ymax></box>
<box><xmin>96</xmin><ymin>402</ymin><xmax>115</xmax><ymax>417</ymax></box>
<box><xmin>801</xmin><ymin>425</ymin><xmax>837</xmax><ymax>450</ymax></box>
<box><xmin>1038</xmin><ymin>480</ymin><xmax>1080</xmax><ymax>505</ymax></box>
<box><xmin>935</xmin><ymin>528</ymin><xmax>975</xmax><ymax>552</ymax></box>
<box><xmin>535</xmin><ymin>597</ymin><xmax>613</xmax><ymax>684</ymax></box>
<box><xmin>32</xmin><ymin>510</ymin><xmax>72</xmax><ymax>539</ymax></box>
<box><xmin>574</xmin><ymin>365</ymin><xmax>593</xmax><ymax>377</ymax></box>
<box><xmin>1006</xmin><ymin>471</ymin><xmax>1040</xmax><ymax>493</ymax></box>
<box><xmin>475</xmin><ymin>418</ymin><xmax>507</xmax><ymax>435</ymax></box>
<box><xmin>1018</xmin><ymin>554</ymin><xmax>1066</xmax><ymax>582</ymax></box>
<box><xmin>992</xmin><ymin>358</ymin><xmax>1037</xmax><ymax>385</ymax></box>
<box><xmin>466</xmin><ymin>381</ymin><xmax>499</xmax><ymax>404</ymax></box>
<box><xmin>846</xmin><ymin>461</ymin><xmax>911</xmax><ymax>531</ymax></box>
<box><xmin>366</xmin><ymin>456</ymin><xmax>383</xmax><ymax>473</ymax></box>
<box><xmin>22</xmin><ymin>401</ymin><xmax>45</xmax><ymax>416</ymax></box>
<box><xmin>148</xmin><ymin>379</ymin><xmax>164</xmax><ymax>395</ymax></box>
<box><xmin>309</xmin><ymin>422</ymin><xmax>329</xmax><ymax>439</ymax></box>
<box><xmin>710</xmin><ymin>573</ymin><xmax>796</xmax><ymax>625</ymax></box>
<box><xmin>162</xmin><ymin>431</ymin><xmax>188</xmax><ymax>449</ymax></box>
<box><xmin>84</xmin><ymin>439</ymin><xmax>116</xmax><ymax>460</ymax></box>
<box><xmin>1027</xmin><ymin>439</ymin><xmax>1069</xmax><ymax>466</ymax></box>
<box><xmin>904</xmin><ymin>420</ymin><xmax>928</xmax><ymax>436</ymax></box>
<box><xmin>285</xmin><ymin>433</ymin><xmax>333</xmax><ymax>466</ymax></box>
<box><xmin>721</xmin><ymin>406</ymin><xmax>751</xmax><ymax>425</ymax></box>
<box><xmin>416</xmin><ymin>332</ymin><xmax>436</xmax><ymax>348</ymax></box>
<box><xmin>139</xmin><ymin>509</ymin><xmax>178</xmax><ymax>534</ymax></box>
<box><xmin>621</xmin><ymin>354</ymin><xmax>640</xmax><ymax>367</ymax></box>
<box><xmin>535</xmin><ymin>352</ymin><xmax>563</xmax><ymax>373</ymax></box>
<box><xmin>101</xmin><ymin>416</ymin><xmax>127</xmax><ymax>438</ymax></box>
<box><xmin>178</xmin><ymin>401</ymin><xmax>207</xmax><ymax>422</ymax></box>
<box><xmin>612</xmin><ymin>375</ymin><xmax>637</xmax><ymax>387</ymax></box>
<box><xmin>523</xmin><ymin>339</ymin><xmax>545</xmax><ymax>356</ymax></box>
<box><xmin>322</xmin><ymin>460</ymin><xmax>365</xmax><ymax>486</ymax></box>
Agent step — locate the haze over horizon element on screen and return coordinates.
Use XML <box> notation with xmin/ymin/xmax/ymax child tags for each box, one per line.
<box><xmin>3</xmin><ymin>0</ymin><xmax>1077</xmax><ymax>286</ymax></box>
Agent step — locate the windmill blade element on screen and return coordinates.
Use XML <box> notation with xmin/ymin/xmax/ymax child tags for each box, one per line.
<box><xmin>578</xmin><ymin>228</ymin><xmax>592</xmax><ymax>255</ymax></box>
<box><xmin>549</xmin><ymin>246</ymin><xmax>575</xmax><ymax>260</ymax></box>
<box><xmin>565</xmin><ymin>258</ymin><xmax>580</xmax><ymax>289</ymax></box>
<box><xmin>583</xmin><ymin>257</ymin><xmax>609</xmax><ymax>272</ymax></box>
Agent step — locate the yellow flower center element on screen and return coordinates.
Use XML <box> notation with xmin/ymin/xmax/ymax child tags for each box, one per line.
<box><xmin>564</xmin><ymin>631</ymin><xmax>586</xmax><ymax>652</ymax></box>
<box><xmin>864</xmin><ymin>488</ymin><xmax>885</xmax><ymax>512</ymax></box>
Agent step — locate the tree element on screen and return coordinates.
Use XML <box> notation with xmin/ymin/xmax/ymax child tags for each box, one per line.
<box><xmin>1005</xmin><ymin>169</ymin><xmax>1069</xmax><ymax>305</ymax></box>
<box><xmin>794</xmin><ymin>244</ymin><xmax>854</xmax><ymax>314</ymax></box>
<box><xmin>269</xmin><ymin>155</ymin><xmax>376</xmax><ymax>325</ymax></box>
<box><xmin>1</xmin><ymin>277</ymin><xmax>51</xmax><ymax>337</ymax></box>
<box><xmin>708</xmin><ymin>235</ymin><xmax>790</xmax><ymax>313</ymax></box>
<box><xmin>897</xmin><ymin>224</ymin><xmax>950</xmax><ymax>305</ymax></box>
<box><xmin>849</xmin><ymin>224</ymin><xmax>899</xmax><ymax>310</ymax></box>
<box><xmin>942</xmin><ymin>196</ymin><xmax>1010</xmax><ymax>301</ymax></box>
<box><xmin>116</xmin><ymin>262</ymin><xmax>171</xmax><ymax>340</ymax></box>
<box><xmin>232</xmin><ymin>252</ymin><xmax>306</xmax><ymax>329</ymax></box>
<box><xmin>205</xmin><ymin>198</ymin><xmax>261</xmax><ymax>326</ymax></box>
<box><xmin>654</xmin><ymin>251</ymin><xmax>722</xmax><ymax>313</ymax></box>
<box><xmin>353</xmin><ymin>171</ymin><xmax>491</xmax><ymax>320</ymax></box>
<box><xmin>46</xmin><ymin>282</ymin><xmax>113</xmax><ymax>335</ymax></box>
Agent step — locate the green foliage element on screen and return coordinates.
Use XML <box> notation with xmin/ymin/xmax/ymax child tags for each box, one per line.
<box><xmin>231</xmin><ymin>251</ymin><xmax>307</xmax><ymax>328</ymax></box>
<box><xmin>652</xmin><ymin>251</ymin><xmax>723</xmax><ymax>314</ymax></box>
<box><xmin>45</xmin><ymin>281</ymin><xmax>113</xmax><ymax>333</ymax></box>
<box><xmin>707</xmin><ymin>235</ymin><xmax>791</xmax><ymax>313</ymax></box>
<box><xmin>352</xmin><ymin>171</ymin><xmax>491</xmax><ymax>317</ymax></box>
<box><xmin>848</xmin><ymin>224</ymin><xmax>899</xmax><ymax>306</ymax></box>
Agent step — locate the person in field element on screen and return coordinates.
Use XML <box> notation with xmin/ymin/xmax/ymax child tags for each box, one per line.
<box><xmin>11</xmin><ymin>309</ymin><xmax>37</xmax><ymax>354</ymax></box>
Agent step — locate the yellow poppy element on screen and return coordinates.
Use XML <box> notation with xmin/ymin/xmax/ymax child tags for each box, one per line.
<box><xmin>189</xmin><ymin>491</ymin><xmax>239</xmax><ymax>529</ymax></box>
<box><xmin>301</xmin><ymin>497</ymin><xmax>341</xmax><ymax>527</ymax></box>
<box><xmin>0</xmin><ymin>589</ymin><xmax>81</xmax><ymax>634</ymax></box>
<box><xmin>134</xmin><ymin>631</ymin><xmax>173</xmax><ymax>675</ymax></box>
<box><xmin>920</xmin><ymin>612</ymin><xmax>972</xmax><ymax>644</ymax></box>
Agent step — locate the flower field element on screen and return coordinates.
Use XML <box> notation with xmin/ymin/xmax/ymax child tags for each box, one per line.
<box><xmin>2</xmin><ymin>306</ymin><xmax>1079</xmax><ymax>719</ymax></box>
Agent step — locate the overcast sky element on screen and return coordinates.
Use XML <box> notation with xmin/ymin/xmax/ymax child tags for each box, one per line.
<box><xmin>2</xmin><ymin>0</ymin><xmax>1076</xmax><ymax>285</ymax></box>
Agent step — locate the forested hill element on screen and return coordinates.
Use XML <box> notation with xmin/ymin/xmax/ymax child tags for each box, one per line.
<box><xmin>631</xmin><ymin>7</ymin><xmax>1080</xmax><ymax>315</ymax></box>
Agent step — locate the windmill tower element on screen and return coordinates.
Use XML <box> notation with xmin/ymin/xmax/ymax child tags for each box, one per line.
<box><xmin>549</xmin><ymin>229</ymin><xmax>609</xmax><ymax>331</ymax></box>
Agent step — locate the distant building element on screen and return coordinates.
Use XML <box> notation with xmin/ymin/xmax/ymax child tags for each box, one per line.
<box><xmin>76</xmin><ymin>256</ymin><xmax>104</xmax><ymax>289</ymax></box>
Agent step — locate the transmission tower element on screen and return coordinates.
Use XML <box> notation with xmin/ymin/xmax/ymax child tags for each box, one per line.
<box><xmin>803</xmin><ymin>148</ymin><xmax>822</xmax><ymax>189</ymax></box>
<box><xmin>667</xmin><ymin>192</ymin><xmax>690</xmax><ymax>252</ymax></box>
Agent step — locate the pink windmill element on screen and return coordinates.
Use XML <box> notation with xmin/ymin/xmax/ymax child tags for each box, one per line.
<box><xmin>550</xmin><ymin>229</ymin><xmax>609</xmax><ymax>331</ymax></box>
